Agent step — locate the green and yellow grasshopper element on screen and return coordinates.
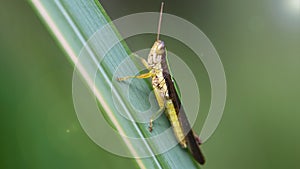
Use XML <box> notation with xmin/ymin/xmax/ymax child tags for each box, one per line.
<box><xmin>118</xmin><ymin>2</ymin><xmax>205</xmax><ymax>165</ymax></box>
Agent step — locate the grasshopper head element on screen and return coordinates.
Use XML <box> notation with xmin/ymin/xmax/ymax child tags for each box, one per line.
<box><xmin>148</xmin><ymin>40</ymin><xmax>165</xmax><ymax>65</ymax></box>
<box><xmin>155</xmin><ymin>40</ymin><xmax>165</xmax><ymax>54</ymax></box>
<box><xmin>148</xmin><ymin>2</ymin><xmax>165</xmax><ymax>66</ymax></box>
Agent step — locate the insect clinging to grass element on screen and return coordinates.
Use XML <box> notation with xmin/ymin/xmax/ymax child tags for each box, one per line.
<box><xmin>117</xmin><ymin>2</ymin><xmax>205</xmax><ymax>165</ymax></box>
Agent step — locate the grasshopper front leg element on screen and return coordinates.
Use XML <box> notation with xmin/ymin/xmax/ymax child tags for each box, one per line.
<box><xmin>149</xmin><ymin>87</ymin><xmax>166</xmax><ymax>132</ymax></box>
<box><xmin>118</xmin><ymin>71</ymin><xmax>160</xmax><ymax>132</ymax></box>
<box><xmin>117</xmin><ymin>53</ymin><xmax>153</xmax><ymax>81</ymax></box>
<box><xmin>117</xmin><ymin>71</ymin><xmax>165</xmax><ymax>132</ymax></box>
<box><xmin>117</xmin><ymin>72</ymin><xmax>155</xmax><ymax>81</ymax></box>
<box><xmin>131</xmin><ymin>53</ymin><xmax>152</xmax><ymax>70</ymax></box>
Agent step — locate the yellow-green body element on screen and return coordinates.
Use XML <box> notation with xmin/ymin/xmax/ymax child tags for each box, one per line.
<box><xmin>118</xmin><ymin>40</ymin><xmax>187</xmax><ymax>148</ymax></box>
<box><xmin>149</xmin><ymin>41</ymin><xmax>187</xmax><ymax>148</ymax></box>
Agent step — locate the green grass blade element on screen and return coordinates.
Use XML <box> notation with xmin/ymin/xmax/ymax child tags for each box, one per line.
<box><xmin>29</xmin><ymin>0</ymin><xmax>201</xmax><ymax>168</ymax></box>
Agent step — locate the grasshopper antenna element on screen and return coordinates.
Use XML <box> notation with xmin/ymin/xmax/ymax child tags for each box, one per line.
<box><xmin>157</xmin><ymin>2</ymin><xmax>164</xmax><ymax>41</ymax></box>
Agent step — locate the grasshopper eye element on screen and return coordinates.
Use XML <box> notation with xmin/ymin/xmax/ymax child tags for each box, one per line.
<box><xmin>157</xmin><ymin>41</ymin><xmax>165</xmax><ymax>50</ymax></box>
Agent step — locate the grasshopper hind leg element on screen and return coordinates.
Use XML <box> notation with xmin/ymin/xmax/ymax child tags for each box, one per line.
<box><xmin>193</xmin><ymin>131</ymin><xmax>202</xmax><ymax>145</ymax></box>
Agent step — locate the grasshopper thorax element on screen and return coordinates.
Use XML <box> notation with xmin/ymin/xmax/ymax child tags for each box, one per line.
<box><xmin>148</xmin><ymin>40</ymin><xmax>165</xmax><ymax>66</ymax></box>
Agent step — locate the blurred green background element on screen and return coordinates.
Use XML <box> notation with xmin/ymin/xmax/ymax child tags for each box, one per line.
<box><xmin>0</xmin><ymin>0</ymin><xmax>299</xmax><ymax>169</ymax></box>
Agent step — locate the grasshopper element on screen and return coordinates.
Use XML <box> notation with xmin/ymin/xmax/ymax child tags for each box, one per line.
<box><xmin>118</xmin><ymin>2</ymin><xmax>205</xmax><ymax>165</ymax></box>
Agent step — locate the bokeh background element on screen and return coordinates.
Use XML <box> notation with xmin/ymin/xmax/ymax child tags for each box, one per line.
<box><xmin>0</xmin><ymin>0</ymin><xmax>299</xmax><ymax>169</ymax></box>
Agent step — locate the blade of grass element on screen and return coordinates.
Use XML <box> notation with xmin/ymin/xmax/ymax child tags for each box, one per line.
<box><xmin>29</xmin><ymin>0</ymin><xmax>201</xmax><ymax>168</ymax></box>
